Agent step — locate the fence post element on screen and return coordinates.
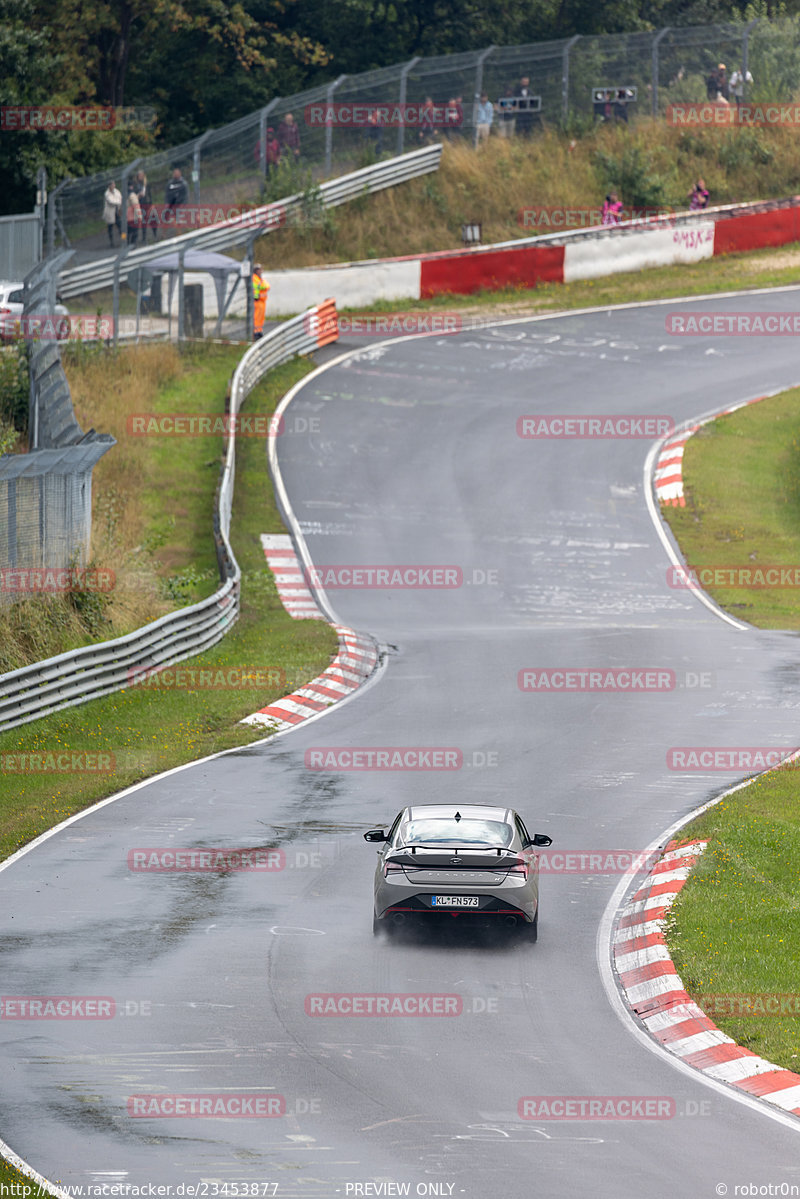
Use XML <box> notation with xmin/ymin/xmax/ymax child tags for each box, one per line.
<box><xmin>398</xmin><ymin>57</ymin><xmax>421</xmax><ymax>156</ymax></box>
<box><xmin>325</xmin><ymin>75</ymin><xmax>348</xmax><ymax>176</ymax></box>
<box><xmin>178</xmin><ymin>245</ymin><xmax>186</xmax><ymax>342</ymax></box>
<box><xmin>562</xmin><ymin>35</ymin><xmax>581</xmax><ymax>121</ymax></box>
<box><xmin>35</xmin><ymin>167</ymin><xmax>47</xmax><ymax>262</ymax></box>
<box><xmin>112</xmin><ymin>248</ymin><xmax>123</xmax><ymax>348</ymax></box>
<box><xmin>47</xmin><ymin>178</ymin><xmax>72</xmax><ymax>256</ymax></box>
<box><xmin>192</xmin><ymin>131</ymin><xmax>211</xmax><ymax>203</ymax></box>
<box><xmin>742</xmin><ymin>18</ymin><xmax>759</xmax><ymax>102</ymax></box>
<box><xmin>473</xmin><ymin>46</ymin><xmax>495</xmax><ymax>147</ymax></box>
<box><xmin>258</xmin><ymin>99</ymin><xmax>282</xmax><ymax>185</ymax></box>
<box><xmin>652</xmin><ymin>27</ymin><xmax>670</xmax><ymax>118</ymax></box>
<box><xmin>245</xmin><ymin>230</ymin><xmax>259</xmax><ymax>341</ymax></box>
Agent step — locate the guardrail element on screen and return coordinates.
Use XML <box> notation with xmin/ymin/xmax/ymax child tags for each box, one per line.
<box><xmin>495</xmin><ymin>192</ymin><xmax>800</xmax><ymax>252</ymax></box>
<box><xmin>0</xmin><ymin>300</ymin><xmax>339</xmax><ymax>733</ymax></box>
<box><xmin>57</xmin><ymin>146</ymin><xmax>443</xmax><ymax>301</ymax></box>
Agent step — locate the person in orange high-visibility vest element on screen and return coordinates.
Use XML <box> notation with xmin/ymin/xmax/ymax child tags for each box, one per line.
<box><xmin>252</xmin><ymin>264</ymin><xmax>270</xmax><ymax>339</ymax></box>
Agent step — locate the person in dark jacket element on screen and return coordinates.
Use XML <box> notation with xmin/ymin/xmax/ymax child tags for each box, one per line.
<box><xmin>165</xmin><ymin>167</ymin><xmax>188</xmax><ymax>213</ymax></box>
<box><xmin>133</xmin><ymin>170</ymin><xmax>157</xmax><ymax>242</ymax></box>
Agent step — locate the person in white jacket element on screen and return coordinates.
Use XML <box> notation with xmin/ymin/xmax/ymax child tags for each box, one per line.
<box><xmin>729</xmin><ymin>67</ymin><xmax>753</xmax><ymax>109</ymax></box>
<box><xmin>103</xmin><ymin>181</ymin><xmax>122</xmax><ymax>246</ymax></box>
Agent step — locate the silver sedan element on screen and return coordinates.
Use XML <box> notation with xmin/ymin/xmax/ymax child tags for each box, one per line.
<box><xmin>365</xmin><ymin>803</ymin><xmax>552</xmax><ymax>940</ymax></box>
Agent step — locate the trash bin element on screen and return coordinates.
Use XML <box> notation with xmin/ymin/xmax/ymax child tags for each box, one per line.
<box><xmin>183</xmin><ymin>284</ymin><xmax>203</xmax><ymax>337</ymax></box>
<box><xmin>148</xmin><ymin>274</ymin><xmax>162</xmax><ymax>315</ymax></box>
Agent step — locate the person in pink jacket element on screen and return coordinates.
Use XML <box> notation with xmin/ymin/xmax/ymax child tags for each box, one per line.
<box><xmin>601</xmin><ymin>191</ymin><xmax>624</xmax><ymax>224</ymax></box>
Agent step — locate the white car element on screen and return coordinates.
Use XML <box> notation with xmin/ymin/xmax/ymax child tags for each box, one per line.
<box><xmin>0</xmin><ymin>281</ymin><xmax>69</xmax><ymax>342</ymax></box>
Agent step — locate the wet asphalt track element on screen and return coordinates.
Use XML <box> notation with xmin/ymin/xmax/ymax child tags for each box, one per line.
<box><xmin>3</xmin><ymin>290</ymin><xmax>800</xmax><ymax>1195</ymax></box>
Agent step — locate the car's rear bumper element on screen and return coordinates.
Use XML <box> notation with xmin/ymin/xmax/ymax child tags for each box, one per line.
<box><xmin>376</xmin><ymin>894</ymin><xmax>537</xmax><ymax>923</ymax></box>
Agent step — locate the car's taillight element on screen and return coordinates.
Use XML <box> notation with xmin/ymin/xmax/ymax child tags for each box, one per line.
<box><xmin>0</xmin><ymin>308</ymin><xmax>10</xmax><ymax>315</ymax></box>
<box><xmin>383</xmin><ymin>859</ymin><xmax>405</xmax><ymax>877</ymax></box>
<box><xmin>507</xmin><ymin>859</ymin><xmax>529</xmax><ymax>877</ymax></box>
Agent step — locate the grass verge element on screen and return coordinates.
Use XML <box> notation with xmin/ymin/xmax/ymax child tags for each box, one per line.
<box><xmin>655</xmin><ymin>384</ymin><xmax>800</xmax><ymax>1072</ymax></box>
<box><xmin>661</xmin><ymin>387</ymin><xmax>800</xmax><ymax>629</ymax></box>
<box><xmin>0</xmin><ymin>344</ymin><xmax>338</xmax><ymax>1188</ymax></box>
<box><xmin>253</xmin><ymin>129</ymin><xmax>800</xmax><ymax>269</ymax></box>
<box><xmin>0</xmin><ymin>348</ymin><xmax>337</xmax><ymax>867</ymax></box>
<box><xmin>665</xmin><ymin>766</ymin><xmax>800</xmax><ymax>1073</ymax></box>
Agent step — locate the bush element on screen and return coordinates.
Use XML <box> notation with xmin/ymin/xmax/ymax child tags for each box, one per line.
<box><xmin>593</xmin><ymin>144</ymin><xmax>672</xmax><ymax>209</ymax></box>
<box><xmin>0</xmin><ymin>342</ymin><xmax>29</xmax><ymax>443</ymax></box>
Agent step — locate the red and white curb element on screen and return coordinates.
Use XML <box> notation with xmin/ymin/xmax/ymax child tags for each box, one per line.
<box><xmin>261</xmin><ymin>532</ymin><xmax>326</xmax><ymax>620</ymax></box>
<box><xmin>615</xmin><ymin>838</ymin><xmax>800</xmax><ymax>1116</ymax></box>
<box><xmin>653</xmin><ymin>431</ymin><xmax>696</xmax><ymax>507</ymax></box>
<box><xmin>242</xmin><ymin>534</ymin><xmax>378</xmax><ymax>731</ymax></box>
<box><xmin>653</xmin><ymin>395</ymin><xmax>768</xmax><ymax>507</ymax></box>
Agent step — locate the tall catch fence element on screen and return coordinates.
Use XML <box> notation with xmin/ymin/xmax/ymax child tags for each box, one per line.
<box><xmin>0</xmin><ymin>300</ymin><xmax>340</xmax><ymax>731</ymax></box>
<box><xmin>50</xmin><ymin>17</ymin><xmax>799</xmax><ymax>252</ymax></box>
<box><xmin>0</xmin><ymin>254</ymin><xmax>115</xmax><ymax>604</ymax></box>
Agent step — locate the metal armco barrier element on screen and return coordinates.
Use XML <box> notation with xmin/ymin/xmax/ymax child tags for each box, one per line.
<box><xmin>0</xmin><ymin>300</ymin><xmax>339</xmax><ymax>733</ymax></box>
<box><xmin>57</xmin><ymin>147</ymin><xmax>442</xmax><ymax>301</ymax></box>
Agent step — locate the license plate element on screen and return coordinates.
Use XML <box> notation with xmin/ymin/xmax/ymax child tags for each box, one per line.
<box><xmin>432</xmin><ymin>895</ymin><xmax>480</xmax><ymax>907</ymax></box>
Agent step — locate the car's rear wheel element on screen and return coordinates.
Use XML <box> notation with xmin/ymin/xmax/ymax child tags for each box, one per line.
<box><xmin>524</xmin><ymin>909</ymin><xmax>538</xmax><ymax>943</ymax></box>
<box><xmin>372</xmin><ymin>914</ymin><xmax>382</xmax><ymax>936</ymax></box>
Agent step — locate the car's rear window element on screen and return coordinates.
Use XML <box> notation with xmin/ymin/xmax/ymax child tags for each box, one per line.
<box><xmin>8</xmin><ymin>290</ymin><xmax>23</xmax><ymax>303</ymax></box>
<box><xmin>400</xmin><ymin>818</ymin><xmax>513</xmax><ymax>847</ymax></box>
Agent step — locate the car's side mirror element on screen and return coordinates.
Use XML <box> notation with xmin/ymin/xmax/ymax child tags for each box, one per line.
<box><xmin>525</xmin><ymin>833</ymin><xmax>552</xmax><ymax>848</ymax></box>
<box><xmin>363</xmin><ymin>829</ymin><xmax>388</xmax><ymax>842</ymax></box>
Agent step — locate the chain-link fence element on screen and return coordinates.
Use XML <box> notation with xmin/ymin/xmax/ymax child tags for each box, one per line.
<box><xmin>0</xmin><ymin>213</ymin><xmax>41</xmax><ymax>278</ymax></box>
<box><xmin>50</xmin><ymin>17</ymin><xmax>800</xmax><ymax>253</ymax></box>
<box><xmin>0</xmin><ymin>255</ymin><xmax>115</xmax><ymax>596</ymax></box>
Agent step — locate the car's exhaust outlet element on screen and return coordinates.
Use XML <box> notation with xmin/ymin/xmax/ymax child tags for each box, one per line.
<box><xmin>503</xmin><ymin>915</ymin><xmax>518</xmax><ymax>928</ymax></box>
<box><xmin>391</xmin><ymin>912</ymin><xmax>406</xmax><ymax>926</ymax></box>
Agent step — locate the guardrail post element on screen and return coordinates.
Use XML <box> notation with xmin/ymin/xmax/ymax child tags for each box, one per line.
<box><xmin>325</xmin><ymin>75</ymin><xmax>348</xmax><ymax>176</ymax></box>
<box><xmin>742</xmin><ymin>18</ymin><xmax>759</xmax><ymax>102</ymax></box>
<box><xmin>245</xmin><ymin>230</ymin><xmax>259</xmax><ymax>342</ymax></box>
<box><xmin>652</xmin><ymin>28</ymin><xmax>670</xmax><ymax>118</ymax></box>
<box><xmin>473</xmin><ymin>46</ymin><xmax>495</xmax><ymax>147</ymax></box>
<box><xmin>112</xmin><ymin>248</ymin><xmax>123</xmax><ymax>348</ymax></box>
<box><xmin>258</xmin><ymin>99</ymin><xmax>281</xmax><ymax>186</ymax></box>
<box><xmin>177</xmin><ymin>245</ymin><xmax>186</xmax><ymax>342</ymax></box>
<box><xmin>398</xmin><ymin>57</ymin><xmax>420</xmax><ymax>156</ymax></box>
<box><xmin>562</xmin><ymin>35</ymin><xmax>581</xmax><ymax>121</ymax></box>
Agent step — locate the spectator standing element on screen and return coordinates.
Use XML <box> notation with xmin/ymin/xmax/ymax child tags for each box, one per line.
<box><xmin>133</xmin><ymin>170</ymin><xmax>156</xmax><ymax>242</ymax></box>
<box><xmin>418</xmin><ymin>97</ymin><xmax>438</xmax><ymax>145</ymax></box>
<box><xmin>688</xmin><ymin>178</ymin><xmax>710</xmax><ymax>210</ymax></box>
<box><xmin>253</xmin><ymin>128</ymin><xmax>282</xmax><ymax>175</ymax></box>
<box><xmin>365</xmin><ymin>108</ymin><xmax>384</xmax><ymax>155</ymax></box>
<box><xmin>730</xmin><ymin>67</ymin><xmax>753</xmax><ymax>109</ymax></box>
<box><xmin>474</xmin><ymin>92</ymin><xmax>494</xmax><ymax>145</ymax></box>
<box><xmin>613</xmin><ymin>88</ymin><xmax>629</xmax><ymax>123</ymax></box>
<box><xmin>102</xmin><ymin>180</ymin><xmax>122</xmax><ymax>247</ymax></box>
<box><xmin>252</xmin><ymin>264</ymin><xmax>270</xmax><ymax>340</ymax></box>
<box><xmin>278</xmin><ymin>113</ymin><xmax>300</xmax><ymax>160</ymax></box>
<box><xmin>716</xmin><ymin>64</ymin><xmax>729</xmax><ymax>101</ymax></box>
<box><xmin>125</xmin><ymin>183</ymin><xmax>141</xmax><ymax>247</ymax></box>
<box><xmin>516</xmin><ymin>76</ymin><xmax>536</xmax><ymax>137</ymax></box>
<box><xmin>601</xmin><ymin>191</ymin><xmax>624</xmax><ymax>225</ymax></box>
<box><xmin>706</xmin><ymin>65</ymin><xmax>721</xmax><ymax>100</ymax></box>
<box><xmin>165</xmin><ymin>166</ymin><xmax>188</xmax><ymax>226</ymax></box>
<box><xmin>498</xmin><ymin>85</ymin><xmax>516</xmax><ymax>138</ymax></box>
<box><xmin>444</xmin><ymin>97</ymin><xmax>462</xmax><ymax>141</ymax></box>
